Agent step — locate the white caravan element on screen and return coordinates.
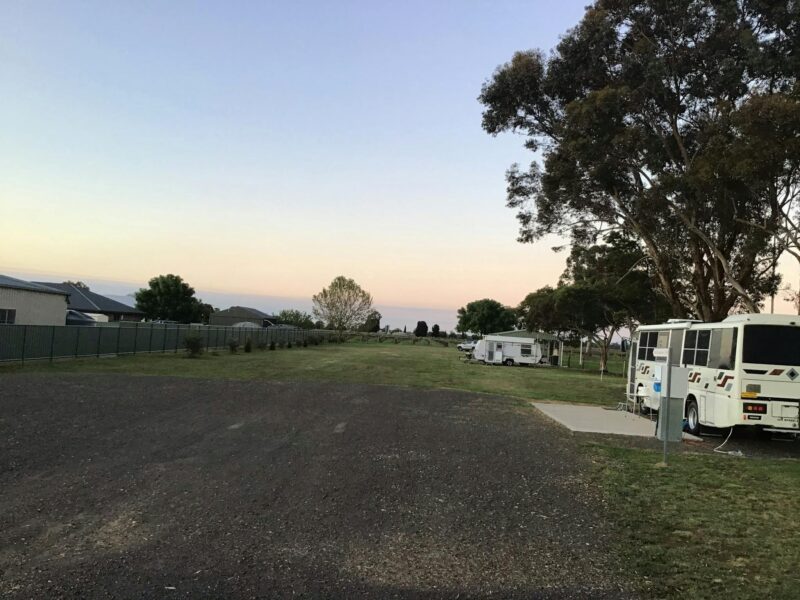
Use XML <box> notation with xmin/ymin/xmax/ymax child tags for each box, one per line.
<box><xmin>628</xmin><ymin>314</ymin><xmax>800</xmax><ymax>435</ymax></box>
<box><xmin>472</xmin><ymin>334</ymin><xmax>545</xmax><ymax>366</ymax></box>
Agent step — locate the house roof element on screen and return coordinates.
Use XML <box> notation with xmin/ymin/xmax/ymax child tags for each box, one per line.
<box><xmin>214</xmin><ymin>306</ymin><xmax>277</xmax><ymax>319</ymax></box>
<box><xmin>66</xmin><ymin>309</ymin><xmax>97</xmax><ymax>325</ymax></box>
<box><xmin>0</xmin><ymin>274</ymin><xmax>69</xmax><ymax>296</ymax></box>
<box><xmin>33</xmin><ymin>282</ymin><xmax>144</xmax><ymax>315</ymax></box>
<box><xmin>493</xmin><ymin>329</ymin><xmax>560</xmax><ymax>341</ymax></box>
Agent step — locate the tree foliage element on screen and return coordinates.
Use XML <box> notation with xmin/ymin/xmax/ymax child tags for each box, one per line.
<box><xmin>480</xmin><ymin>0</ymin><xmax>797</xmax><ymax>320</ymax></box>
<box><xmin>135</xmin><ymin>274</ymin><xmax>206</xmax><ymax>323</ymax></box>
<box><xmin>413</xmin><ymin>321</ymin><xmax>428</xmax><ymax>337</ymax></box>
<box><xmin>360</xmin><ymin>310</ymin><xmax>382</xmax><ymax>332</ymax></box>
<box><xmin>312</xmin><ymin>276</ymin><xmax>373</xmax><ymax>331</ymax></box>
<box><xmin>197</xmin><ymin>302</ymin><xmax>215</xmax><ymax>325</ymax></box>
<box><xmin>456</xmin><ymin>299</ymin><xmax>517</xmax><ymax>335</ymax></box>
<box><xmin>562</xmin><ymin>231</ymin><xmax>671</xmax><ymax>328</ymax></box>
<box><xmin>278</xmin><ymin>309</ymin><xmax>315</xmax><ymax>329</ymax></box>
<box><xmin>519</xmin><ymin>284</ymin><xmax>620</xmax><ymax>371</ymax></box>
<box><xmin>431</xmin><ymin>324</ymin><xmax>440</xmax><ymax>337</ymax></box>
<box><xmin>520</xmin><ymin>232</ymin><xmax>671</xmax><ymax>369</ymax></box>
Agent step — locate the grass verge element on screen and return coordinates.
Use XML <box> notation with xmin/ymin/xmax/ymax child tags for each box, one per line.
<box><xmin>591</xmin><ymin>443</ymin><xmax>800</xmax><ymax>599</ymax></box>
<box><xmin>2</xmin><ymin>341</ymin><xmax>625</xmax><ymax>405</ymax></box>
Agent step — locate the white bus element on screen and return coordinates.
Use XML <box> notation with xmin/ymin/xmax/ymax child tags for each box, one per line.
<box><xmin>628</xmin><ymin>314</ymin><xmax>800</xmax><ymax>436</ymax></box>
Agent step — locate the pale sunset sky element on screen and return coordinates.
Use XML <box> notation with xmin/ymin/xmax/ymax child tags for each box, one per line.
<box><xmin>1</xmin><ymin>1</ymin><xmax>797</xmax><ymax>329</ymax></box>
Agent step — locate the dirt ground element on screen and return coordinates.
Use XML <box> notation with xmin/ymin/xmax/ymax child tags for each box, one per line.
<box><xmin>0</xmin><ymin>374</ymin><xmax>634</xmax><ymax>599</ymax></box>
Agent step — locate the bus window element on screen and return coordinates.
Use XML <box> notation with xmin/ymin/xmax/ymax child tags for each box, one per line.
<box><xmin>656</xmin><ymin>332</ymin><xmax>669</xmax><ymax>348</ymax></box>
<box><xmin>682</xmin><ymin>331</ymin><xmax>697</xmax><ymax>365</ymax></box>
<box><xmin>708</xmin><ymin>328</ymin><xmax>737</xmax><ymax>370</ymax></box>
<box><xmin>743</xmin><ymin>325</ymin><xmax>800</xmax><ymax>366</ymax></box>
<box><xmin>637</xmin><ymin>331</ymin><xmax>659</xmax><ymax>361</ymax></box>
<box><xmin>683</xmin><ymin>329</ymin><xmax>711</xmax><ymax>366</ymax></box>
<box><xmin>695</xmin><ymin>330</ymin><xmax>710</xmax><ymax>366</ymax></box>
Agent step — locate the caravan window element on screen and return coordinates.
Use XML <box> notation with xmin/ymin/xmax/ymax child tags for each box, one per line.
<box><xmin>683</xmin><ymin>329</ymin><xmax>711</xmax><ymax>366</ymax></box>
<box><xmin>495</xmin><ymin>342</ymin><xmax>503</xmax><ymax>351</ymax></box>
<box><xmin>521</xmin><ymin>344</ymin><xmax>532</xmax><ymax>356</ymax></box>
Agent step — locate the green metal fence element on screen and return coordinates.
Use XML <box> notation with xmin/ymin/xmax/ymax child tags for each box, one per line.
<box><xmin>0</xmin><ymin>323</ymin><xmax>334</xmax><ymax>363</ymax></box>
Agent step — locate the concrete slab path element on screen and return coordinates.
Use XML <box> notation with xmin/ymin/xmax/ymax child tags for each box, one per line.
<box><xmin>532</xmin><ymin>402</ymin><xmax>656</xmax><ymax>437</ymax></box>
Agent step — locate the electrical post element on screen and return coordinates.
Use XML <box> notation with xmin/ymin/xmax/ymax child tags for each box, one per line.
<box><xmin>654</xmin><ymin>347</ymin><xmax>672</xmax><ymax>465</ymax></box>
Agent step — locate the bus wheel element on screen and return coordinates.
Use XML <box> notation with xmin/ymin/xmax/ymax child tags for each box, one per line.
<box><xmin>685</xmin><ymin>398</ymin><xmax>701</xmax><ymax>436</ymax></box>
<box><xmin>636</xmin><ymin>385</ymin><xmax>649</xmax><ymax>414</ymax></box>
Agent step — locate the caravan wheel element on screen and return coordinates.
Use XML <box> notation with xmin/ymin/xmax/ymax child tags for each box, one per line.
<box><xmin>503</xmin><ymin>358</ymin><xmax>514</xmax><ymax>367</ymax></box>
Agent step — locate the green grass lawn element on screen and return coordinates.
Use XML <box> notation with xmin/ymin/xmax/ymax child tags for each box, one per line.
<box><xmin>592</xmin><ymin>444</ymin><xmax>800</xmax><ymax>599</ymax></box>
<box><xmin>2</xmin><ymin>341</ymin><xmax>625</xmax><ymax>406</ymax></box>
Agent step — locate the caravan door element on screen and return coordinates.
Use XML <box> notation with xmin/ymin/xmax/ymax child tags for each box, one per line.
<box><xmin>494</xmin><ymin>342</ymin><xmax>503</xmax><ymax>364</ymax></box>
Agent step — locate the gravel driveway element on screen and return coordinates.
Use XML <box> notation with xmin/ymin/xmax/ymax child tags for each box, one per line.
<box><xmin>0</xmin><ymin>374</ymin><xmax>633</xmax><ymax>598</ymax></box>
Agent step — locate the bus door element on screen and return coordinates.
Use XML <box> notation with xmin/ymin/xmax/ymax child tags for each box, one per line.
<box><xmin>627</xmin><ymin>338</ymin><xmax>638</xmax><ymax>401</ymax></box>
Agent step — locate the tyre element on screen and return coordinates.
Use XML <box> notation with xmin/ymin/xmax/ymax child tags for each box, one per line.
<box><xmin>685</xmin><ymin>398</ymin><xmax>701</xmax><ymax>436</ymax></box>
<box><xmin>504</xmin><ymin>358</ymin><xmax>514</xmax><ymax>366</ymax></box>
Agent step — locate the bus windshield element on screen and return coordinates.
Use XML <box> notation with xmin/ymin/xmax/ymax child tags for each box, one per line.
<box><xmin>742</xmin><ymin>325</ymin><xmax>800</xmax><ymax>367</ymax></box>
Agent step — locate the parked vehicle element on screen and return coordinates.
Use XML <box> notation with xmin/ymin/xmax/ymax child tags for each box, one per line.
<box><xmin>628</xmin><ymin>314</ymin><xmax>800</xmax><ymax>436</ymax></box>
<box><xmin>471</xmin><ymin>335</ymin><xmax>544</xmax><ymax>366</ymax></box>
<box><xmin>457</xmin><ymin>340</ymin><xmax>477</xmax><ymax>352</ymax></box>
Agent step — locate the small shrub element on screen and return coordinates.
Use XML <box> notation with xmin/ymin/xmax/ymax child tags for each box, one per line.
<box><xmin>269</xmin><ymin>341</ymin><xmax>276</xmax><ymax>351</ymax></box>
<box><xmin>256</xmin><ymin>341</ymin><xmax>267</xmax><ymax>350</ymax></box>
<box><xmin>287</xmin><ymin>341</ymin><xmax>293</xmax><ymax>349</ymax></box>
<box><xmin>184</xmin><ymin>333</ymin><xmax>205</xmax><ymax>357</ymax></box>
<box><xmin>227</xmin><ymin>338</ymin><xmax>239</xmax><ymax>353</ymax></box>
<box><xmin>244</xmin><ymin>338</ymin><xmax>252</xmax><ymax>353</ymax></box>
<box><xmin>279</xmin><ymin>341</ymin><xmax>285</xmax><ymax>349</ymax></box>
<box><xmin>210</xmin><ymin>350</ymin><xmax>220</xmax><ymax>356</ymax></box>
<box><xmin>303</xmin><ymin>340</ymin><xmax>308</xmax><ymax>347</ymax></box>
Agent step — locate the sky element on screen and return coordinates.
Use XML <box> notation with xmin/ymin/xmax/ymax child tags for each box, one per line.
<box><xmin>1</xmin><ymin>1</ymin><xmax>798</xmax><ymax>331</ymax></box>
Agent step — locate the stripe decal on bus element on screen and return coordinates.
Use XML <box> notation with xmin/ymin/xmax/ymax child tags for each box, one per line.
<box><xmin>716</xmin><ymin>375</ymin><xmax>734</xmax><ymax>388</ymax></box>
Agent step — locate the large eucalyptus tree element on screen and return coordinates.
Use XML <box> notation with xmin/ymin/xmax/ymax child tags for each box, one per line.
<box><xmin>480</xmin><ymin>0</ymin><xmax>798</xmax><ymax>320</ymax></box>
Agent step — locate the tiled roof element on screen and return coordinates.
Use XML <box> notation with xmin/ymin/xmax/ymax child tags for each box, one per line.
<box><xmin>33</xmin><ymin>282</ymin><xmax>144</xmax><ymax>315</ymax></box>
<box><xmin>0</xmin><ymin>274</ymin><xmax>69</xmax><ymax>296</ymax></box>
<box><xmin>215</xmin><ymin>306</ymin><xmax>276</xmax><ymax>319</ymax></box>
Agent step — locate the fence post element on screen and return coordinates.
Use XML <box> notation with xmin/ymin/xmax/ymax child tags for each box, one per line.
<box><xmin>163</xmin><ymin>325</ymin><xmax>168</xmax><ymax>353</ymax></box>
<box><xmin>74</xmin><ymin>327</ymin><xmax>80</xmax><ymax>358</ymax></box>
<box><xmin>148</xmin><ymin>324</ymin><xmax>154</xmax><ymax>354</ymax></box>
<box><xmin>116</xmin><ymin>325</ymin><xmax>121</xmax><ymax>356</ymax></box>
<box><xmin>175</xmin><ymin>325</ymin><xmax>180</xmax><ymax>353</ymax></box>
<box><xmin>20</xmin><ymin>325</ymin><xmax>28</xmax><ymax>364</ymax></box>
<box><xmin>49</xmin><ymin>326</ymin><xmax>55</xmax><ymax>362</ymax></box>
<box><xmin>96</xmin><ymin>327</ymin><xmax>101</xmax><ymax>357</ymax></box>
<box><xmin>133</xmin><ymin>322</ymin><xmax>138</xmax><ymax>355</ymax></box>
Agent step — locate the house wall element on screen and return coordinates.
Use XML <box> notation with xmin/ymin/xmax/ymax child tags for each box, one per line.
<box><xmin>0</xmin><ymin>287</ymin><xmax>67</xmax><ymax>326</ymax></box>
